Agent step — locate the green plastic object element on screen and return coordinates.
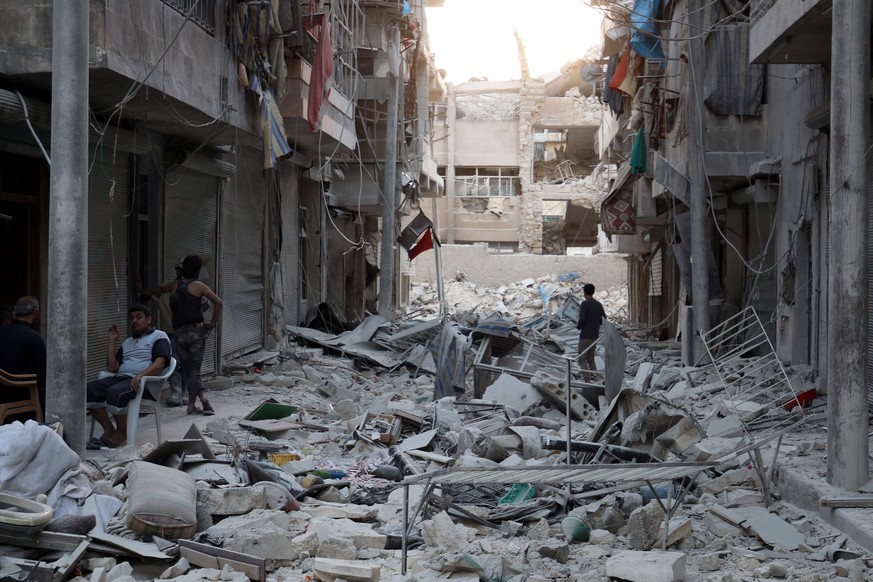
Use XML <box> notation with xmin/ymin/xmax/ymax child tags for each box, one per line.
<box><xmin>243</xmin><ymin>400</ymin><xmax>298</xmax><ymax>421</ymax></box>
<box><xmin>498</xmin><ymin>483</ymin><xmax>536</xmax><ymax>505</ymax></box>
<box><xmin>561</xmin><ymin>516</ymin><xmax>590</xmax><ymax>542</ymax></box>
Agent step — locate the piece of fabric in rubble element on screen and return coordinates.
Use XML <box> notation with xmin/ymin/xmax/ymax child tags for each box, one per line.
<box><xmin>431</xmin><ymin>321</ymin><xmax>471</xmax><ymax>399</ymax></box>
<box><xmin>0</xmin><ymin>420</ymin><xmax>91</xmax><ymax>514</ymax></box>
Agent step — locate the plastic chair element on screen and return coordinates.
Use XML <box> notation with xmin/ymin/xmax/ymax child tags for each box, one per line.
<box><xmin>0</xmin><ymin>369</ymin><xmax>43</xmax><ymax>424</ymax></box>
<box><xmin>88</xmin><ymin>357</ymin><xmax>176</xmax><ymax>446</ymax></box>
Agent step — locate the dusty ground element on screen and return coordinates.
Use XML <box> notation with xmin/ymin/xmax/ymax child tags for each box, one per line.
<box><xmin>70</xmin><ymin>277</ymin><xmax>872</xmax><ymax>581</ymax></box>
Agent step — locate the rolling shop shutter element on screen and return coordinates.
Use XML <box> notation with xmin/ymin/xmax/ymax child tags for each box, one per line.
<box><xmin>164</xmin><ymin>166</ymin><xmax>221</xmax><ymax>375</ymax></box>
<box><xmin>221</xmin><ymin>147</ymin><xmax>266</xmax><ymax>357</ymax></box>
<box><xmin>87</xmin><ymin>154</ymin><xmax>130</xmax><ymax>379</ymax></box>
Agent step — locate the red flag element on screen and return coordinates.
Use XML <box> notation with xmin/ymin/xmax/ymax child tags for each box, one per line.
<box><xmin>408</xmin><ymin>227</ymin><xmax>434</xmax><ymax>261</ymax></box>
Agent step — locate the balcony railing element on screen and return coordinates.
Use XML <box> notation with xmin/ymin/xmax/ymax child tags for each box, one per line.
<box><xmin>455</xmin><ymin>176</ymin><xmax>519</xmax><ymax>197</ymax></box>
<box><xmin>162</xmin><ymin>0</ymin><xmax>216</xmax><ymax>35</ymax></box>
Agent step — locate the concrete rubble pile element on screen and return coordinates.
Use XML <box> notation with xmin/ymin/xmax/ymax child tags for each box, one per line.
<box><xmin>408</xmin><ymin>274</ymin><xmax>629</xmax><ymax>323</ymax></box>
<box><xmin>0</xmin><ymin>295</ymin><xmax>868</xmax><ymax>582</ymax></box>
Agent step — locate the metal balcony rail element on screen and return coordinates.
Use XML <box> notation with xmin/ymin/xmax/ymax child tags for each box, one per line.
<box><xmin>455</xmin><ymin>176</ymin><xmax>519</xmax><ymax>197</ymax></box>
<box><xmin>162</xmin><ymin>0</ymin><xmax>216</xmax><ymax>35</ymax></box>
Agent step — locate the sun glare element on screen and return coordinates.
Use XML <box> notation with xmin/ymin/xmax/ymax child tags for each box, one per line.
<box><xmin>425</xmin><ymin>0</ymin><xmax>603</xmax><ymax>83</ymax></box>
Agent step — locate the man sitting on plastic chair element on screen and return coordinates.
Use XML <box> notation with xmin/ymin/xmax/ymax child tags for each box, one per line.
<box><xmin>86</xmin><ymin>305</ymin><xmax>171</xmax><ymax>449</ymax></box>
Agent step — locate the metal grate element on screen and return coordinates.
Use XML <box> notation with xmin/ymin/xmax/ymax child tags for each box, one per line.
<box><xmin>162</xmin><ymin>0</ymin><xmax>216</xmax><ymax>35</ymax></box>
<box><xmin>701</xmin><ymin>306</ymin><xmax>806</xmax><ymax>442</ymax></box>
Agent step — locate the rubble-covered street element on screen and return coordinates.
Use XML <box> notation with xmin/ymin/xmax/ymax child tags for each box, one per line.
<box><xmin>1</xmin><ymin>276</ymin><xmax>869</xmax><ymax>582</ymax></box>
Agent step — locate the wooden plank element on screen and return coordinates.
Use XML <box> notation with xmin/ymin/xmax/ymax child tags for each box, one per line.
<box><xmin>53</xmin><ymin>539</ymin><xmax>90</xmax><ymax>582</ymax></box>
<box><xmin>178</xmin><ymin>539</ymin><xmax>266</xmax><ymax>581</ymax></box>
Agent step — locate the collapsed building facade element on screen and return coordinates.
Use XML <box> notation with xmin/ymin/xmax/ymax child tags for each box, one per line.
<box><xmin>428</xmin><ymin>55</ymin><xmax>607</xmax><ymax>256</ymax></box>
<box><xmin>0</xmin><ymin>0</ymin><xmax>444</xmax><ymax>379</ymax></box>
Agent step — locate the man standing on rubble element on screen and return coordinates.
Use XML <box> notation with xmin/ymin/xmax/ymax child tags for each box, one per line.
<box><xmin>576</xmin><ymin>283</ymin><xmax>606</xmax><ymax>372</ymax></box>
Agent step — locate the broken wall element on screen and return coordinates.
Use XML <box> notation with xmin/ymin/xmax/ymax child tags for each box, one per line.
<box><xmin>411</xmin><ymin>243</ymin><xmax>626</xmax><ymax>287</ymax></box>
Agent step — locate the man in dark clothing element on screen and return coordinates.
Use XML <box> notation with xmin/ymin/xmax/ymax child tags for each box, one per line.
<box><xmin>0</xmin><ymin>296</ymin><xmax>47</xmax><ymax>415</ymax></box>
<box><xmin>576</xmin><ymin>283</ymin><xmax>606</xmax><ymax>372</ymax></box>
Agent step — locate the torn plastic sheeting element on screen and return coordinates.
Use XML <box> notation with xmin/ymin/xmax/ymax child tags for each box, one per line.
<box><xmin>432</xmin><ymin>321</ymin><xmax>471</xmax><ymax>399</ymax></box>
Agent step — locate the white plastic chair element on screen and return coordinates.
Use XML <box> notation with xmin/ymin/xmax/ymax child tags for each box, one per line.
<box><xmin>88</xmin><ymin>357</ymin><xmax>176</xmax><ymax>446</ymax></box>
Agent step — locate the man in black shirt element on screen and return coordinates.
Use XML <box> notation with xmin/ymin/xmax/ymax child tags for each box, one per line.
<box><xmin>576</xmin><ymin>284</ymin><xmax>606</xmax><ymax>372</ymax></box>
<box><xmin>0</xmin><ymin>296</ymin><xmax>47</xmax><ymax>416</ymax></box>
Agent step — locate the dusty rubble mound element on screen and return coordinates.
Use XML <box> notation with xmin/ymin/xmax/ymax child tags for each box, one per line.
<box><xmin>0</xmin><ymin>280</ymin><xmax>867</xmax><ymax>582</ymax></box>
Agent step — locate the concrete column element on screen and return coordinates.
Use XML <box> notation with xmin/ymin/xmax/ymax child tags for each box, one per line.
<box><xmin>827</xmin><ymin>0</ymin><xmax>870</xmax><ymax>489</ymax></box>
<box><xmin>446</xmin><ymin>85</ymin><xmax>456</xmax><ymax>244</ymax></box>
<box><xmin>46</xmin><ymin>0</ymin><xmax>89</xmax><ymax>457</ymax></box>
<box><xmin>378</xmin><ymin>26</ymin><xmax>401</xmax><ymax>319</ymax></box>
<box><xmin>688</xmin><ymin>0</ymin><xmax>711</xmax><ymax>362</ymax></box>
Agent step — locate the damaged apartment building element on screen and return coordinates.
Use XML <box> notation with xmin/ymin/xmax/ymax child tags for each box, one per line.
<box><xmin>590</xmin><ymin>0</ymin><xmax>872</xmax><ymax>493</ymax></box>
<box><xmin>0</xmin><ymin>0</ymin><xmax>445</xmax><ymax>378</ymax></box>
<box><xmin>428</xmin><ymin>49</ymin><xmax>607</xmax><ymax>256</ymax></box>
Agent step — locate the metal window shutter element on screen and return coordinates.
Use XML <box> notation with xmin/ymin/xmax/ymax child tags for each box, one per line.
<box><xmin>281</xmin><ymin>167</ymin><xmax>300</xmax><ymax>326</ymax></box>
<box><xmin>164</xmin><ymin>166</ymin><xmax>220</xmax><ymax>375</ymax></box>
<box><xmin>87</xmin><ymin>154</ymin><xmax>130</xmax><ymax>379</ymax></box>
<box><xmin>221</xmin><ymin>147</ymin><xmax>265</xmax><ymax>357</ymax></box>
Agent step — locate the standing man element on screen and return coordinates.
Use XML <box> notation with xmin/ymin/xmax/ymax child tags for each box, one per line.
<box><xmin>0</xmin><ymin>296</ymin><xmax>47</xmax><ymax>416</ymax></box>
<box><xmin>170</xmin><ymin>254</ymin><xmax>222</xmax><ymax>416</ymax></box>
<box><xmin>576</xmin><ymin>283</ymin><xmax>606</xmax><ymax>372</ymax></box>
<box><xmin>86</xmin><ymin>305</ymin><xmax>170</xmax><ymax>448</ymax></box>
<box><xmin>134</xmin><ymin>261</ymin><xmax>185</xmax><ymax>406</ymax></box>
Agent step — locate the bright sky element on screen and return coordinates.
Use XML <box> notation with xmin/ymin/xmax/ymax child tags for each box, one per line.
<box><xmin>425</xmin><ymin>0</ymin><xmax>604</xmax><ymax>83</ymax></box>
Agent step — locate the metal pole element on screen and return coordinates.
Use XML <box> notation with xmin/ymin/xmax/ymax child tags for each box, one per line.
<box><xmin>378</xmin><ymin>26</ymin><xmax>400</xmax><ymax>319</ymax></box>
<box><xmin>565</xmin><ymin>358</ymin><xmax>573</xmax><ymax>465</ymax></box>
<box><xmin>46</xmin><ymin>0</ymin><xmax>89</xmax><ymax>457</ymax></box>
<box><xmin>445</xmin><ymin>85</ymin><xmax>456</xmax><ymax>244</ymax></box>
<box><xmin>688</xmin><ymin>1</ymin><xmax>711</xmax><ymax>362</ymax></box>
<box><xmin>827</xmin><ymin>0</ymin><xmax>870</xmax><ymax>489</ymax></box>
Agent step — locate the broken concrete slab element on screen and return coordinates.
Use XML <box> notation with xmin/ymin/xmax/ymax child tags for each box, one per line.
<box><xmin>307</xmin><ymin>518</ymin><xmax>387</xmax><ymax>550</ymax></box>
<box><xmin>606</xmin><ymin>550</ymin><xmax>686</xmax><ymax>582</ymax></box>
<box><xmin>482</xmin><ymin>373</ymin><xmax>541</xmax><ymax>415</ymax></box>
<box><xmin>312</xmin><ymin>557</ymin><xmax>380</xmax><ymax>582</ymax></box>
<box><xmin>734</xmin><ymin>507</ymin><xmax>806</xmax><ymax>551</ymax></box>
<box><xmin>197</xmin><ymin>486</ymin><xmax>267</xmax><ymax>517</ymax></box>
<box><xmin>419</xmin><ymin>511</ymin><xmax>477</xmax><ymax>553</ymax></box>
<box><xmin>658</xmin><ymin>517</ymin><xmax>692</xmax><ymax>548</ymax></box>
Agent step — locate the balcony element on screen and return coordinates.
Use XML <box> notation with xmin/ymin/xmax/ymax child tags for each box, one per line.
<box><xmin>749</xmin><ymin>0</ymin><xmax>832</xmax><ymax>64</ymax></box>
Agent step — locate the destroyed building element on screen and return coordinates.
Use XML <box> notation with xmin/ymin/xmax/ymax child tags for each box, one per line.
<box><xmin>3</xmin><ymin>0</ymin><xmax>873</xmax><ymax>581</ymax></box>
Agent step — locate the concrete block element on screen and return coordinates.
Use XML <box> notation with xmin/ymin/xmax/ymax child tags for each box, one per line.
<box><xmin>627</xmin><ymin>501</ymin><xmax>668</xmax><ymax>551</ymax></box>
<box><xmin>105</xmin><ymin>562</ymin><xmax>133</xmax><ymax>582</ymax></box>
<box><xmin>420</xmin><ymin>511</ymin><xmax>477</xmax><ymax>553</ymax></box>
<box><xmin>634</xmin><ymin>362</ymin><xmax>657</xmax><ymax>392</ymax></box>
<box><xmin>483</xmin><ymin>373</ymin><xmax>541</xmax><ymax>415</ymax></box>
<box><xmin>313</xmin><ymin>557</ymin><xmax>380</xmax><ymax>582</ymax></box>
<box><xmin>308</xmin><ymin>517</ymin><xmax>387</xmax><ymax>550</ymax></box>
<box><xmin>204</xmin><ymin>509</ymin><xmax>290</xmax><ymax>537</ymax></box>
<box><xmin>309</xmin><ymin>502</ymin><xmax>378</xmax><ymax>522</ymax></box>
<box><xmin>606</xmin><ymin>550</ymin><xmax>686</xmax><ymax>582</ymax></box>
<box><xmin>197</xmin><ymin>486</ymin><xmax>267</xmax><ymax>516</ymax></box>
<box><xmin>658</xmin><ymin>517</ymin><xmax>692</xmax><ymax>548</ymax></box>
<box><xmin>537</xmin><ymin>542</ymin><xmax>570</xmax><ymax>563</ymax></box>
<box><xmin>530</xmin><ymin>370</ymin><xmax>593</xmax><ymax>420</ymax></box>
<box><xmin>589</xmin><ymin>528</ymin><xmax>616</xmax><ymax>545</ymax></box>
<box><xmin>222</xmin><ymin>522</ymin><xmax>297</xmax><ymax>564</ymax></box>
<box><xmin>704</xmin><ymin>512</ymin><xmax>742</xmax><ymax>538</ymax></box>
<box><xmin>317</xmin><ymin>536</ymin><xmax>358</xmax><ymax>560</ymax></box>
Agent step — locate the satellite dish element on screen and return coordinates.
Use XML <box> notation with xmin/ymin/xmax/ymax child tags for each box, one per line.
<box><xmin>580</xmin><ymin>63</ymin><xmax>605</xmax><ymax>84</ymax></box>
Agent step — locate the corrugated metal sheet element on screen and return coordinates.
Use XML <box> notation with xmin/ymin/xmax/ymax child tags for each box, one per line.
<box><xmin>164</xmin><ymin>166</ymin><xmax>220</xmax><ymax>375</ymax></box>
<box><xmin>87</xmin><ymin>154</ymin><xmax>130</xmax><ymax>379</ymax></box>
<box><xmin>221</xmin><ymin>146</ymin><xmax>266</xmax><ymax>357</ymax></box>
<box><xmin>401</xmin><ymin>462</ymin><xmax>717</xmax><ymax>486</ymax></box>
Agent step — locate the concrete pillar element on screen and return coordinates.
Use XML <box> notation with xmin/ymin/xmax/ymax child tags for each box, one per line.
<box><xmin>446</xmin><ymin>85</ymin><xmax>456</xmax><ymax>244</ymax></box>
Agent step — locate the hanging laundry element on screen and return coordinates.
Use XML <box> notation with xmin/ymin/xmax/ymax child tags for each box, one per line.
<box><xmin>602</xmin><ymin>54</ymin><xmax>624</xmax><ymax>115</ymax></box>
<box><xmin>307</xmin><ymin>10</ymin><xmax>334</xmax><ymax>132</ymax></box>
<box><xmin>630</xmin><ymin>126</ymin><xmax>647</xmax><ymax>174</ymax></box>
<box><xmin>631</xmin><ymin>0</ymin><xmax>666</xmax><ymax>66</ymax></box>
